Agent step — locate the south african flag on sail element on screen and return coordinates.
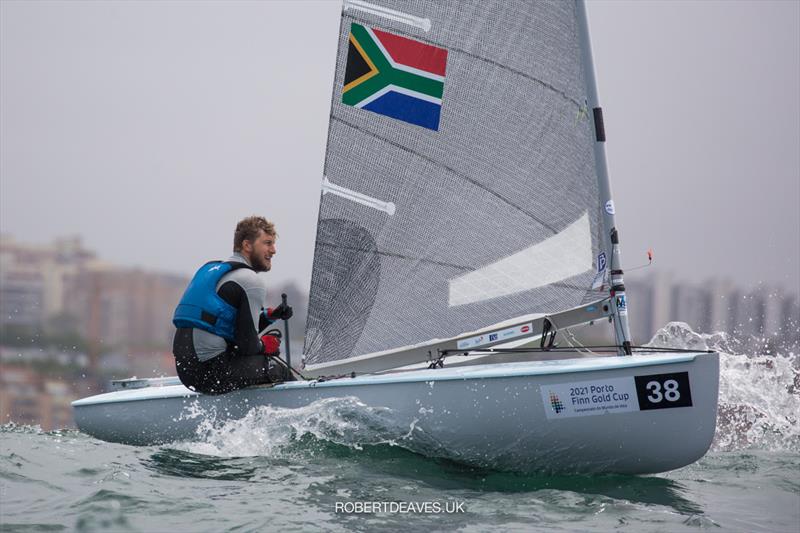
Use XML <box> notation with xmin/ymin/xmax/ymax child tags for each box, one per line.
<box><xmin>342</xmin><ymin>23</ymin><xmax>448</xmax><ymax>131</ymax></box>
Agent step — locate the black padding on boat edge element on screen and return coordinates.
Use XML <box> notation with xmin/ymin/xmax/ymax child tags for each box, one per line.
<box><xmin>593</xmin><ymin>107</ymin><xmax>606</xmax><ymax>142</ymax></box>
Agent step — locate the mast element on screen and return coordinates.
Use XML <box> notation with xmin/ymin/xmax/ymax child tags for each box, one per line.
<box><xmin>575</xmin><ymin>0</ymin><xmax>633</xmax><ymax>355</ymax></box>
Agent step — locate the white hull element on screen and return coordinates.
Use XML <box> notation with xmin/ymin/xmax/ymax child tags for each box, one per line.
<box><xmin>73</xmin><ymin>352</ymin><xmax>719</xmax><ymax>474</ymax></box>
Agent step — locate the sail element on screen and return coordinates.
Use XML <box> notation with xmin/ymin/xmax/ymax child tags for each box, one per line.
<box><xmin>304</xmin><ymin>0</ymin><xmax>608</xmax><ymax>366</ymax></box>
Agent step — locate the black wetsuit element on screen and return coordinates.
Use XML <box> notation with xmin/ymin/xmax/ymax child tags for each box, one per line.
<box><xmin>173</xmin><ymin>254</ymin><xmax>290</xmax><ymax>394</ymax></box>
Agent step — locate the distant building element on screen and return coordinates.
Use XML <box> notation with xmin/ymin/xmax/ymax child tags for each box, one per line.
<box><xmin>624</xmin><ymin>271</ymin><xmax>675</xmax><ymax>343</ymax></box>
<box><xmin>0</xmin><ymin>269</ymin><xmax>44</xmax><ymax>328</ymax></box>
<box><xmin>1</xmin><ymin>234</ymin><xmax>188</xmax><ymax>352</ymax></box>
<box><xmin>40</xmin><ymin>380</ymin><xmax>75</xmax><ymax>429</ymax></box>
<box><xmin>0</xmin><ymin>362</ymin><xmax>88</xmax><ymax>430</ymax></box>
<box><xmin>705</xmin><ymin>279</ymin><xmax>737</xmax><ymax>333</ymax></box>
<box><xmin>732</xmin><ymin>290</ymin><xmax>765</xmax><ymax>338</ymax></box>
<box><xmin>0</xmin><ymin>364</ymin><xmax>78</xmax><ymax>429</ymax></box>
<box><xmin>0</xmin><ymin>235</ymin><xmax>97</xmax><ymax>329</ymax></box>
<box><xmin>671</xmin><ymin>284</ymin><xmax>711</xmax><ymax>333</ymax></box>
<box><xmin>100</xmin><ymin>349</ymin><xmax>176</xmax><ymax>380</ymax></box>
<box><xmin>782</xmin><ymin>295</ymin><xmax>800</xmax><ymax>346</ymax></box>
<box><xmin>62</xmin><ymin>266</ymin><xmax>188</xmax><ymax>350</ymax></box>
<box><xmin>0</xmin><ymin>365</ymin><xmax>41</xmax><ymax>426</ymax></box>
<box><xmin>626</xmin><ymin>271</ymin><xmax>798</xmax><ymax>346</ymax></box>
<box><xmin>763</xmin><ymin>287</ymin><xmax>788</xmax><ymax>338</ymax></box>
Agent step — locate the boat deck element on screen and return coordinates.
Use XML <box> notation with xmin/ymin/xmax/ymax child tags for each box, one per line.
<box><xmin>73</xmin><ymin>352</ymin><xmax>703</xmax><ymax>406</ymax></box>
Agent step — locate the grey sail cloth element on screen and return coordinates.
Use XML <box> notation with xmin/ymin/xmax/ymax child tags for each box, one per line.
<box><xmin>304</xmin><ymin>0</ymin><xmax>607</xmax><ymax>365</ymax></box>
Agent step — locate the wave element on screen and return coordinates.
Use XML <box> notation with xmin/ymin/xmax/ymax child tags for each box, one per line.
<box><xmin>0</xmin><ymin>422</ymin><xmax>83</xmax><ymax>440</ymax></box>
<box><xmin>647</xmin><ymin>322</ymin><xmax>799</xmax><ymax>452</ymax></box>
<box><xmin>170</xmin><ymin>396</ymin><xmax>447</xmax><ymax>460</ymax></box>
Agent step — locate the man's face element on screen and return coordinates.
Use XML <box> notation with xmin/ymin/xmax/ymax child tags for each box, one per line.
<box><xmin>243</xmin><ymin>230</ymin><xmax>276</xmax><ymax>272</ymax></box>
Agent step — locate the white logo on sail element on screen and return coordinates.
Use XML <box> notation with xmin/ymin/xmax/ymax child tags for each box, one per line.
<box><xmin>321</xmin><ymin>176</ymin><xmax>396</xmax><ymax>216</ymax></box>
<box><xmin>448</xmin><ymin>212</ymin><xmax>593</xmax><ymax>306</ymax></box>
<box><xmin>343</xmin><ymin>0</ymin><xmax>432</xmax><ymax>32</ymax></box>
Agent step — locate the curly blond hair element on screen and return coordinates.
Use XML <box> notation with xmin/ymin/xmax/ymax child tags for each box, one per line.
<box><xmin>233</xmin><ymin>216</ymin><xmax>276</xmax><ymax>252</ymax></box>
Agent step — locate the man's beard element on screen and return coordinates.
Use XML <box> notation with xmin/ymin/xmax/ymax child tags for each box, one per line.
<box><xmin>249</xmin><ymin>253</ymin><xmax>271</xmax><ymax>272</ymax></box>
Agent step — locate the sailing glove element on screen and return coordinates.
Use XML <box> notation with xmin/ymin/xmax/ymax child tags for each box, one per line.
<box><xmin>267</xmin><ymin>302</ymin><xmax>293</xmax><ymax>321</ymax></box>
<box><xmin>260</xmin><ymin>334</ymin><xmax>281</xmax><ymax>357</ymax></box>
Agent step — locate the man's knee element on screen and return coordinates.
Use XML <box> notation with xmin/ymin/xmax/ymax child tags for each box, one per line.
<box><xmin>266</xmin><ymin>359</ymin><xmax>295</xmax><ymax>382</ymax></box>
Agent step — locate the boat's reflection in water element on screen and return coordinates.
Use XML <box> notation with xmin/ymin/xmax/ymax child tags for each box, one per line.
<box><xmin>143</xmin><ymin>449</ymin><xmax>262</xmax><ymax>482</ymax></box>
<box><xmin>142</xmin><ymin>437</ymin><xmax>702</xmax><ymax>517</ymax></box>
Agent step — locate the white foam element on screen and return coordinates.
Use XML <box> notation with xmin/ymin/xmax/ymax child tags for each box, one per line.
<box><xmin>647</xmin><ymin>321</ymin><xmax>799</xmax><ymax>452</ymax></box>
<box><xmin>171</xmin><ymin>397</ymin><xmax>435</xmax><ymax>459</ymax></box>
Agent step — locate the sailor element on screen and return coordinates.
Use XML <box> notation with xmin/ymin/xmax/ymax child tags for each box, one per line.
<box><xmin>172</xmin><ymin>216</ymin><xmax>294</xmax><ymax>394</ymax></box>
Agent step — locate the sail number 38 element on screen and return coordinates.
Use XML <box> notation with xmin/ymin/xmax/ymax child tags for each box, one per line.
<box><xmin>634</xmin><ymin>372</ymin><xmax>693</xmax><ymax>410</ymax></box>
<box><xmin>645</xmin><ymin>379</ymin><xmax>680</xmax><ymax>402</ymax></box>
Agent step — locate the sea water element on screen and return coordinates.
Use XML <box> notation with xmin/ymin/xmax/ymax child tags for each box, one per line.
<box><xmin>1</xmin><ymin>323</ymin><xmax>798</xmax><ymax>532</ymax></box>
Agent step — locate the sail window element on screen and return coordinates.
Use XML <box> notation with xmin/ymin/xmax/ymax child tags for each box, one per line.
<box><xmin>448</xmin><ymin>212</ymin><xmax>592</xmax><ymax>307</ymax></box>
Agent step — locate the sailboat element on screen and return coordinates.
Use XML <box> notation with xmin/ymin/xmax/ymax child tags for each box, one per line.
<box><xmin>72</xmin><ymin>0</ymin><xmax>719</xmax><ymax>474</ymax></box>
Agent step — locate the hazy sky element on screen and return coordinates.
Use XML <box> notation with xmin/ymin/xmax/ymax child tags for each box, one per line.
<box><xmin>1</xmin><ymin>0</ymin><xmax>798</xmax><ymax>294</ymax></box>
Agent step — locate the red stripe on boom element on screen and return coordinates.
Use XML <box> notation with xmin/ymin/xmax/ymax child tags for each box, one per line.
<box><xmin>372</xmin><ymin>28</ymin><xmax>447</xmax><ymax>77</ymax></box>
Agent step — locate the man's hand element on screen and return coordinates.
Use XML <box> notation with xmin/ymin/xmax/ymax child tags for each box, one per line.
<box><xmin>261</xmin><ymin>334</ymin><xmax>281</xmax><ymax>357</ymax></box>
<box><xmin>267</xmin><ymin>302</ymin><xmax>293</xmax><ymax>321</ymax></box>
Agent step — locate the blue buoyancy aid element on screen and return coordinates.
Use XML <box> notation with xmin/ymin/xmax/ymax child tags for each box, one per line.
<box><xmin>172</xmin><ymin>261</ymin><xmax>253</xmax><ymax>341</ymax></box>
